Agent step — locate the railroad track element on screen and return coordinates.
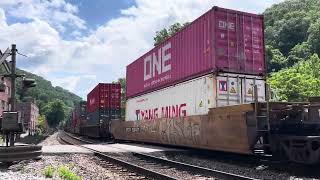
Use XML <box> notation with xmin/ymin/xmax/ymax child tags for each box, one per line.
<box><xmin>59</xmin><ymin>131</ymin><xmax>258</xmax><ymax>180</ymax></box>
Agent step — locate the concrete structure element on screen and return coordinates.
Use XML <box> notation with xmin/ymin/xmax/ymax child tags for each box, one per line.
<box><xmin>17</xmin><ymin>99</ymin><xmax>39</xmax><ymax>135</ymax></box>
<box><xmin>0</xmin><ymin>78</ymin><xmax>11</xmax><ymax>116</ymax></box>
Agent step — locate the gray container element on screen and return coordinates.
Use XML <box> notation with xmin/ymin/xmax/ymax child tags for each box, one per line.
<box><xmin>86</xmin><ymin>108</ymin><xmax>121</xmax><ymax>126</ymax></box>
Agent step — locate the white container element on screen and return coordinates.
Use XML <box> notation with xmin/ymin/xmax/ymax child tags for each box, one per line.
<box><xmin>215</xmin><ymin>73</ymin><xmax>265</xmax><ymax>107</ymax></box>
<box><xmin>125</xmin><ymin>73</ymin><xmax>265</xmax><ymax>121</ymax></box>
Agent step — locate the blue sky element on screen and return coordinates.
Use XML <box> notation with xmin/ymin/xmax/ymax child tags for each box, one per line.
<box><xmin>67</xmin><ymin>0</ymin><xmax>134</xmax><ymax>28</ymax></box>
<box><xmin>0</xmin><ymin>0</ymin><xmax>284</xmax><ymax>99</ymax></box>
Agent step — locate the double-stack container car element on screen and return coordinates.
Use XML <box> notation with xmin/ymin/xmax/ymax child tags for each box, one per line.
<box><xmin>83</xmin><ymin>83</ymin><xmax>121</xmax><ymax>138</ymax></box>
<box><xmin>125</xmin><ymin>6</ymin><xmax>266</xmax><ymax>121</ymax></box>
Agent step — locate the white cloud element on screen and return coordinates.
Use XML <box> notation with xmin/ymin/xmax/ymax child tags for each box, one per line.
<box><xmin>0</xmin><ymin>8</ymin><xmax>6</xmax><ymax>27</ymax></box>
<box><xmin>3</xmin><ymin>0</ymin><xmax>85</xmax><ymax>31</ymax></box>
<box><xmin>0</xmin><ymin>0</ymin><xmax>284</xmax><ymax>98</ymax></box>
<box><xmin>50</xmin><ymin>76</ymin><xmax>81</xmax><ymax>92</ymax></box>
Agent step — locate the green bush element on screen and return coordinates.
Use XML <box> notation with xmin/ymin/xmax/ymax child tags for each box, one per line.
<box><xmin>37</xmin><ymin>115</ymin><xmax>46</xmax><ymax>135</ymax></box>
<box><xmin>58</xmin><ymin>166</ymin><xmax>81</xmax><ymax>180</ymax></box>
<box><xmin>43</xmin><ymin>166</ymin><xmax>54</xmax><ymax>178</ymax></box>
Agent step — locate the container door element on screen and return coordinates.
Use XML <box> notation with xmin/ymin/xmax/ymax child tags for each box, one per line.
<box><xmin>215</xmin><ymin>10</ymin><xmax>264</xmax><ymax>74</ymax></box>
<box><xmin>194</xmin><ymin>75</ymin><xmax>214</xmax><ymax>115</ymax></box>
<box><xmin>216</xmin><ymin>76</ymin><xmax>242</xmax><ymax>107</ymax></box>
<box><xmin>215</xmin><ymin>11</ymin><xmax>240</xmax><ymax>72</ymax></box>
<box><xmin>242</xmin><ymin>78</ymin><xmax>265</xmax><ymax>103</ymax></box>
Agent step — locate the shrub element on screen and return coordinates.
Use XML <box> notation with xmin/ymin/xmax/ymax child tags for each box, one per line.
<box><xmin>43</xmin><ymin>166</ymin><xmax>54</xmax><ymax>178</ymax></box>
<box><xmin>58</xmin><ymin>166</ymin><xmax>81</xmax><ymax>180</ymax></box>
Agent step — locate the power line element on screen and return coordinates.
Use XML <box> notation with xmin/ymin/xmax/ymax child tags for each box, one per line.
<box><xmin>16</xmin><ymin>50</ymin><xmax>28</xmax><ymax>57</ymax></box>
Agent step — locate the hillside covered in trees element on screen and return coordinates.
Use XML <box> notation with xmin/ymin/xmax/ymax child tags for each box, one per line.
<box><xmin>0</xmin><ymin>65</ymin><xmax>82</xmax><ymax>127</ymax></box>
<box><xmin>15</xmin><ymin>69</ymin><xmax>82</xmax><ymax>113</ymax></box>
<box><xmin>265</xmin><ymin>0</ymin><xmax>320</xmax><ymax>101</ymax></box>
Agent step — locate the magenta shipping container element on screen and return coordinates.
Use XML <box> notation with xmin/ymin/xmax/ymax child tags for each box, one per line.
<box><xmin>126</xmin><ymin>6</ymin><xmax>265</xmax><ymax>98</ymax></box>
<box><xmin>87</xmin><ymin>83</ymin><xmax>121</xmax><ymax>113</ymax></box>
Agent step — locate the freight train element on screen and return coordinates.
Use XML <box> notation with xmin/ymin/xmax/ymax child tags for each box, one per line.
<box><xmin>65</xmin><ymin>83</ymin><xmax>121</xmax><ymax>138</ymax></box>
<box><xmin>65</xmin><ymin>6</ymin><xmax>320</xmax><ymax>165</ymax></box>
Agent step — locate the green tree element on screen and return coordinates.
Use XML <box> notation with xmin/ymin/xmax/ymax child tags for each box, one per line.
<box><xmin>43</xmin><ymin>100</ymin><xmax>66</xmax><ymax>127</ymax></box>
<box><xmin>37</xmin><ymin>115</ymin><xmax>47</xmax><ymax>134</ymax></box>
<box><xmin>114</xmin><ymin>78</ymin><xmax>126</xmax><ymax>118</ymax></box>
<box><xmin>287</xmin><ymin>42</ymin><xmax>312</xmax><ymax>67</ymax></box>
<box><xmin>263</xmin><ymin>0</ymin><xmax>320</xmax><ymax>56</ymax></box>
<box><xmin>154</xmin><ymin>28</ymin><xmax>169</xmax><ymax>46</ymax></box>
<box><xmin>265</xmin><ymin>11</ymin><xmax>310</xmax><ymax>55</ymax></box>
<box><xmin>266</xmin><ymin>45</ymin><xmax>287</xmax><ymax>72</ymax></box>
<box><xmin>154</xmin><ymin>22</ymin><xmax>189</xmax><ymax>46</ymax></box>
<box><xmin>263</xmin><ymin>0</ymin><xmax>320</xmax><ymax>73</ymax></box>
<box><xmin>268</xmin><ymin>54</ymin><xmax>320</xmax><ymax>101</ymax></box>
<box><xmin>14</xmin><ymin>69</ymin><xmax>81</xmax><ymax>115</ymax></box>
<box><xmin>308</xmin><ymin>20</ymin><xmax>320</xmax><ymax>55</ymax></box>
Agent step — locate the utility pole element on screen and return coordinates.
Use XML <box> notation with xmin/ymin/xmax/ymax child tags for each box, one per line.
<box><xmin>0</xmin><ymin>45</ymin><xmax>41</xmax><ymax>163</ymax></box>
<box><xmin>9</xmin><ymin>44</ymin><xmax>16</xmax><ymax>146</ymax></box>
<box><xmin>10</xmin><ymin>44</ymin><xmax>16</xmax><ymax>111</ymax></box>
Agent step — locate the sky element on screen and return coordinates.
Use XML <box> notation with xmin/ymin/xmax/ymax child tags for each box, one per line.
<box><xmin>0</xmin><ymin>0</ymin><xmax>284</xmax><ymax>99</ymax></box>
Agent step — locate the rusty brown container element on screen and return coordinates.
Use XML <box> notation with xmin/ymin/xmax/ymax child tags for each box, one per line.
<box><xmin>111</xmin><ymin>103</ymin><xmax>257</xmax><ymax>154</ymax></box>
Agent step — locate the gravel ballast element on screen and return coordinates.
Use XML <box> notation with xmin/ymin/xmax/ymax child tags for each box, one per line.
<box><xmin>148</xmin><ymin>151</ymin><xmax>320</xmax><ymax>180</ymax></box>
<box><xmin>38</xmin><ymin>132</ymin><xmax>61</xmax><ymax>146</ymax></box>
<box><xmin>1</xmin><ymin>154</ymin><xmax>144</xmax><ymax>180</ymax></box>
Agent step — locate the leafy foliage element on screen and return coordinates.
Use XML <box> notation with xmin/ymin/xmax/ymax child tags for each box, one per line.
<box><xmin>15</xmin><ymin>69</ymin><xmax>82</xmax><ymax>113</ymax></box>
<box><xmin>44</xmin><ymin>166</ymin><xmax>54</xmax><ymax>178</ymax></box>
<box><xmin>118</xmin><ymin>78</ymin><xmax>126</xmax><ymax>117</ymax></box>
<box><xmin>308</xmin><ymin>20</ymin><xmax>320</xmax><ymax>55</ymax></box>
<box><xmin>265</xmin><ymin>0</ymin><xmax>320</xmax><ymax>101</ymax></box>
<box><xmin>266</xmin><ymin>45</ymin><xmax>287</xmax><ymax>72</ymax></box>
<box><xmin>154</xmin><ymin>22</ymin><xmax>189</xmax><ymax>46</ymax></box>
<box><xmin>264</xmin><ymin>0</ymin><xmax>320</xmax><ymax>72</ymax></box>
<box><xmin>0</xmin><ymin>65</ymin><xmax>80</xmax><ymax>127</ymax></box>
<box><xmin>37</xmin><ymin>115</ymin><xmax>47</xmax><ymax>134</ymax></box>
<box><xmin>58</xmin><ymin>166</ymin><xmax>81</xmax><ymax>180</ymax></box>
<box><xmin>287</xmin><ymin>42</ymin><xmax>312</xmax><ymax>67</ymax></box>
<box><xmin>43</xmin><ymin>99</ymin><xmax>66</xmax><ymax>127</ymax></box>
<box><xmin>268</xmin><ymin>54</ymin><xmax>320</xmax><ymax>101</ymax></box>
<box><xmin>114</xmin><ymin>78</ymin><xmax>126</xmax><ymax>117</ymax></box>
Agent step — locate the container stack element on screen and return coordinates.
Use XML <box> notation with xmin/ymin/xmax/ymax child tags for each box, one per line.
<box><xmin>78</xmin><ymin>101</ymin><xmax>87</xmax><ymax>127</ymax></box>
<box><xmin>71</xmin><ymin>101</ymin><xmax>86</xmax><ymax>134</ymax></box>
<box><xmin>84</xmin><ymin>83</ymin><xmax>121</xmax><ymax>137</ymax></box>
<box><xmin>71</xmin><ymin>110</ymin><xmax>77</xmax><ymax>133</ymax></box>
<box><xmin>125</xmin><ymin>7</ymin><xmax>267</xmax><ymax>121</ymax></box>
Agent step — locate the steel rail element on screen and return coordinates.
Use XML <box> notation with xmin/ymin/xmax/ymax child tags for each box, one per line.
<box><xmin>61</xmin><ymin>131</ymin><xmax>259</xmax><ymax>180</ymax></box>
<box><xmin>59</xmin><ymin>131</ymin><xmax>178</xmax><ymax>180</ymax></box>
<box><xmin>132</xmin><ymin>152</ymin><xmax>258</xmax><ymax>180</ymax></box>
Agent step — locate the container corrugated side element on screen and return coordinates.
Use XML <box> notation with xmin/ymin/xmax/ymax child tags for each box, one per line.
<box><xmin>86</xmin><ymin>110</ymin><xmax>100</xmax><ymax>126</ymax></box>
<box><xmin>125</xmin><ymin>73</ymin><xmax>265</xmax><ymax>121</ymax></box>
<box><xmin>126</xmin><ymin>6</ymin><xmax>265</xmax><ymax>98</ymax></box>
<box><xmin>109</xmin><ymin>84</ymin><xmax>121</xmax><ymax>109</ymax></box>
<box><xmin>87</xmin><ymin>84</ymin><xmax>100</xmax><ymax>113</ymax></box>
<box><xmin>87</xmin><ymin>83</ymin><xmax>121</xmax><ymax>113</ymax></box>
<box><xmin>86</xmin><ymin>108</ymin><xmax>122</xmax><ymax>126</ymax></box>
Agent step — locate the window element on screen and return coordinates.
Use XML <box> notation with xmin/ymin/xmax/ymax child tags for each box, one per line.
<box><xmin>7</xmin><ymin>86</ymin><xmax>10</xmax><ymax>95</ymax></box>
<box><xmin>2</xmin><ymin>100</ymin><xmax>5</xmax><ymax>110</ymax></box>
